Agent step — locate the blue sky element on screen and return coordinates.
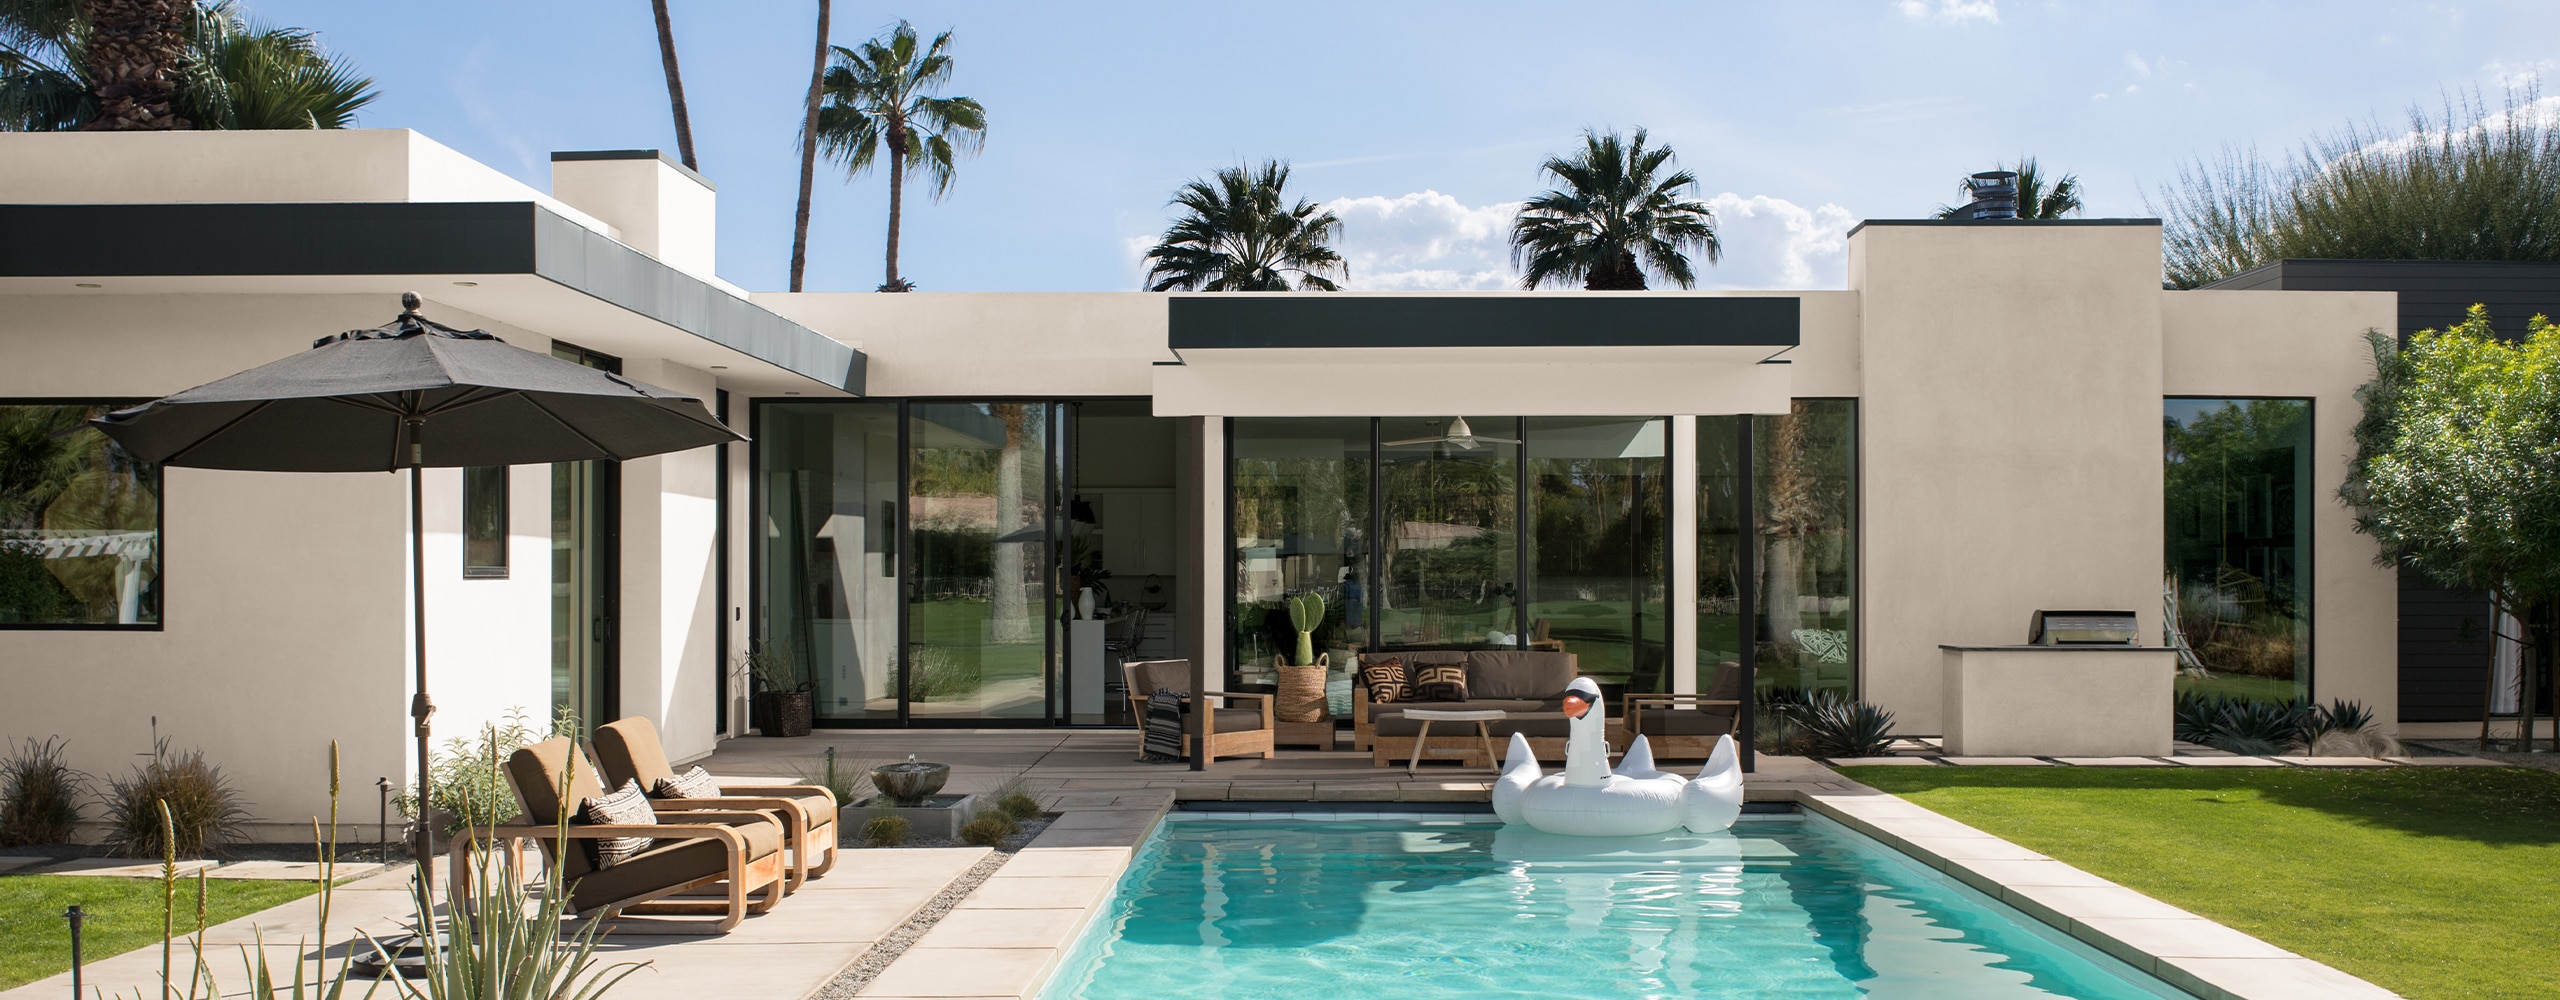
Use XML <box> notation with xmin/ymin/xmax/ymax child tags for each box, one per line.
<box><xmin>253</xmin><ymin>0</ymin><xmax>2560</xmax><ymax>293</ymax></box>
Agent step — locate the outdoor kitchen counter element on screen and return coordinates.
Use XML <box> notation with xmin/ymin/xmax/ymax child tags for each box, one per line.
<box><xmin>1939</xmin><ymin>645</ymin><xmax>2177</xmax><ymax>757</ymax></box>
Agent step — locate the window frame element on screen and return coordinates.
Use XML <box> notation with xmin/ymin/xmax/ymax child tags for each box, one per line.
<box><xmin>0</xmin><ymin>397</ymin><xmax>166</xmax><ymax>632</ymax></box>
<box><xmin>462</xmin><ymin>465</ymin><xmax>509</xmax><ymax>580</ymax></box>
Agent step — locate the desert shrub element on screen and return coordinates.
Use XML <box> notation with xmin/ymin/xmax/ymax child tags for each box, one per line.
<box><xmin>400</xmin><ymin>708</ymin><xmax>566</xmax><ymax>836</ymax></box>
<box><xmin>794</xmin><ymin>747</ymin><xmax>869</xmax><ymax>807</ymax></box>
<box><xmin>1784</xmin><ymin>689</ymin><xmax>1898</xmax><ymax>758</ymax></box>
<box><xmin>0</xmin><ymin>736</ymin><xmax>86</xmax><ymax>846</ymax></box>
<box><xmin>908</xmin><ymin>645</ymin><xmax>981</xmax><ymax>702</ymax></box>
<box><xmin>959</xmin><ymin>809</ymin><xmax>1018</xmax><ymax>847</ymax></box>
<box><xmin>862</xmin><ymin>815</ymin><xmax>910</xmax><ymax>846</ymax></box>
<box><xmin>2174</xmin><ymin>694</ymin><xmax>2389</xmax><ymax>755</ymax></box>
<box><xmin>1754</xmin><ymin>688</ymin><xmax>1817</xmax><ymax>756</ymax></box>
<box><xmin>103</xmin><ymin>736</ymin><xmax>247</xmax><ymax>858</ymax></box>
<box><xmin>987</xmin><ymin>775</ymin><xmax>1042</xmax><ymax>821</ymax></box>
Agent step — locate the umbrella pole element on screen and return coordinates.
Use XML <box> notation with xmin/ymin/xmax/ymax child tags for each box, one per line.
<box><xmin>410</xmin><ymin>460</ymin><xmax>436</xmax><ymax>870</ymax></box>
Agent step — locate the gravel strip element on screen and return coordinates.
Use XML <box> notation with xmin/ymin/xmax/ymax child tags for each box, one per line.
<box><xmin>809</xmin><ymin>814</ymin><xmax>1056</xmax><ymax>999</ymax></box>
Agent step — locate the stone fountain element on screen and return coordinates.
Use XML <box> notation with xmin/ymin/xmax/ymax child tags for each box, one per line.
<box><xmin>857</xmin><ymin>754</ymin><xmax>974</xmax><ymax>838</ymax></box>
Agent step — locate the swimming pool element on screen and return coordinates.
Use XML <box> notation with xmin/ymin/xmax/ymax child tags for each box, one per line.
<box><xmin>1038</xmin><ymin>812</ymin><xmax>2191</xmax><ymax>999</ymax></box>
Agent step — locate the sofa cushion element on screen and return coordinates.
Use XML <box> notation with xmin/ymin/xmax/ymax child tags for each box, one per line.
<box><xmin>1412</xmin><ymin>663</ymin><xmax>1469</xmax><ymax>701</ymax></box>
<box><xmin>1465</xmin><ymin>651</ymin><xmax>1576</xmax><ymax>700</ymax></box>
<box><xmin>1358</xmin><ymin>658</ymin><xmax>1410</xmax><ymax>704</ymax></box>
<box><xmin>1632</xmin><ymin>708</ymin><xmax>1737</xmax><ymax>737</ymax></box>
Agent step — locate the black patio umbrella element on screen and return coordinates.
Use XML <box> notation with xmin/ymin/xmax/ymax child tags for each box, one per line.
<box><xmin>93</xmin><ymin>293</ymin><xmax>743</xmax><ymax>860</ymax></box>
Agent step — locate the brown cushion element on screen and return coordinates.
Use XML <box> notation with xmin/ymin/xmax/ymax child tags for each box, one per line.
<box><xmin>1465</xmin><ymin>651</ymin><xmax>1576</xmax><ymax>700</ymax></box>
<box><xmin>1359</xmin><ymin>658</ymin><xmax>1410</xmax><ymax>704</ymax></box>
<box><xmin>1634</xmin><ymin>709</ymin><xmax>1737</xmax><ymax>736</ymax></box>
<box><xmin>564</xmin><ymin>810</ymin><xmax>784</xmax><ymax>912</ymax></box>
<box><xmin>1126</xmin><ymin>659</ymin><xmax>1196</xmax><ymax>699</ymax></box>
<box><xmin>1412</xmin><ymin>663</ymin><xmax>1468</xmax><ymax>701</ymax></box>
<box><xmin>593</xmin><ymin>717</ymin><xmax>680</xmax><ymax>792</ymax></box>
<box><xmin>576</xmin><ymin>780</ymin><xmax>657</xmax><ymax>869</ymax></box>
<box><xmin>1210</xmin><ymin>706</ymin><xmax>1267</xmax><ymax>732</ymax></box>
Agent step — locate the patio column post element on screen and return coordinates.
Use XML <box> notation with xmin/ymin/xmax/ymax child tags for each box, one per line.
<box><xmin>1670</xmin><ymin>415</ymin><xmax>1699</xmax><ymax>697</ymax></box>
<box><xmin>1181</xmin><ymin>416</ymin><xmax>1225</xmax><ymax>771</ymax></box>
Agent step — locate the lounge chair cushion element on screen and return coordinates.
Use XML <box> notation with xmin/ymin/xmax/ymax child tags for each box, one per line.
<box><xmin>564</xmin><ymin>809</ymin><xmax>785</xmax><ymax>912</ymax></box>
<box><xmin>1464</xmin><ymin>651</ymin><xmax>1576</xmax><ymax>700</ymax></box>
<box><xmin>577</xmin><ymin>779</ymin><xmax>658</xmax><ymax>868</ymax></box>
<box><xmin>1412</xmin><ymin>663</ymin><xmax>1469</xmax><ymax>702</ymax></box>
<box><xmin>1633</xmin><ymin>709</ymin><xmax>1737</xmax><ymax>736</ymax></box>
<box><xmin>1210</xmin><ymin>706</ymin><xmax>1266</xmax><ymax>733</ymax></box>
<box><xmin>652</xmin><ymin>766</ymin><xmax>719</xmax><ymax>800</ymax></box>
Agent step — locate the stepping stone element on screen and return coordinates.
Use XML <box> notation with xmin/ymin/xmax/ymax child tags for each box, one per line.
<box><xmin>204</xmin><ymin>861</ymin><xmax>391</xmax><ymax>882</ymax></box>
<box><xmin>44</xmin><ymin>858</ymin><xmax>217</xmax><ymax>877</ymax></box>
<box><xmin>2052</xmin><ymin>757</ymin><xmax>2175</xmax><ymax>766</ymax></box>
<box><xmin>2168</xmin><ymin>756</ymin><xmax>2285</xmax><ymax>767</ymax></box>
<box><xmin>1828</xmin><ymin>756</ymin><xmax>1944</xmax><ymax>766</ymax></box>
<box><xmin>0</xmin><ymin>856</ymin><xmax>52</xmax><ymax>873</ymax></box>
<box><xmin>1938</xmin><ymin>757</ymin><xmax>2053</xmax><ymax>766</ymax></box>
<box><xmin>2271</xmin><ymin>756</ymin><xmax>2390</xmax><ymax>767</ymax></box>
<box><xmin>2391</xmin><ymin>756</ymin><xmax>2509</xmax><ymax>766</ymax></box>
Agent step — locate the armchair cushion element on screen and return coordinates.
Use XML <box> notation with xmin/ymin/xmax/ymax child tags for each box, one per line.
<box><xmin>564</xmin><ymin>809</ymin><xmax>785</xmax><ymax>912</ymax></box>
<box><xmin>1464</xmin><ymin>650</ymin><xmax>1576</xmax><ymax>699</ymax></box>
<box><xmin>1413</xmin><ymin>663</ymin><xmax>1469</xmax><ymax>702</ymax></box>
<box><xmin>577</xmin><ymin>779</ymin><xmax>658</xmax><ymax>868</ymax></box>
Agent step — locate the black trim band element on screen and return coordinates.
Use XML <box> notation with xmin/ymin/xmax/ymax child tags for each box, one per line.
<box><xmin>1169</xmin><ymin>295</ymin><xmax>1800</xmax><ymax>350</ymax></box>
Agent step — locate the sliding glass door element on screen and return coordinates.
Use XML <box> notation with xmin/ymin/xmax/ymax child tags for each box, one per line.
<box><xmin>907</xmin><ymin>403</ymin><xmax>1055</xmax><ymax>721</ymax></box>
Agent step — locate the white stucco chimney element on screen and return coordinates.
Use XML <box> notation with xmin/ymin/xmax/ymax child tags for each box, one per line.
<box><xmin>548</xmin><ymin>149</ymin><xmax>718</xmax><ymax>280</ymax></box>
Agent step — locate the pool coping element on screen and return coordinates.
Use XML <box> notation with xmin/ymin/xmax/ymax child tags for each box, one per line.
<box><xmin>850</xmin><ymin>764</ymin><xmax>2403</xmax><ymax>1000</ymax></box>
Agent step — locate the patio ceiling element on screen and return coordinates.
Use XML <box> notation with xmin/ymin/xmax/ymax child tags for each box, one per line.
<box><xmin>0</xmin><ymin>202</ymin><xmax>863</xmax><ymax>397</ymax></box>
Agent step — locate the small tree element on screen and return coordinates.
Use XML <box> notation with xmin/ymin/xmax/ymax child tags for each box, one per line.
<box><xmin>2342</xmin><ymin>305</ymin><xmax>2560</xmax><ymax>750</ymax></box>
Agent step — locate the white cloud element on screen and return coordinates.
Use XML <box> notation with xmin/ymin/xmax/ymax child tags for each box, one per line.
<box><xmin>1895</xmin><ymin>0</ymin><xmax>1998</xmax><ymax>24</ymax></box>
<box><xmin>1699</xmin><ymin>194</ymin><xmax>1858</xmax><ymax>290</ymax></box>
<box><xmin>2353</xmin><ymin>92</ymin><xmax>2560</xmax><ymax>161</ymax></box>
<box><xmin>1323</xmin><ymin>190</ymin><xmax>1522</xmax><ymax>291</ymax></box>
<box><xmin>2485</xmin><ymin>58</ymin><xmax>2554</xmax><ymax>90</ymax></box>
<box><xmin>2123</xmin><ymin>51</ymin><xmax>2153</xmax><ymax>78</ymax></box>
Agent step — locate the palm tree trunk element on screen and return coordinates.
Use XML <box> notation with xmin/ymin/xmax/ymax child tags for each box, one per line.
<box><xmin>80</xmin><ymin>0</ymin><xmax>191</xmax><ymax>131</ymax></box>
<box><xmin>788</xmin><ymin>0</ymin><xmax>831</xmax><ymax>292</ymax></box>
<box><xmin>884</xmin><ymin>133</ymin><xmax>906</xmax><ymax>291</ymax></box>
<box><xmin>650</xmin><ymin>0</ymin><xmax>698</xmax><ymax>170</ymax></box>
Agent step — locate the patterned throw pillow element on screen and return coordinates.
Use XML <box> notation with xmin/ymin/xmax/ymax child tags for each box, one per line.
<box><xmin>576</xmin><ymin>779</ymin><xmax>657</xmax><ymax>869</ymax></box>
<box><xmin>1359</xmin><ymin>658</ymin><xmax>1410</xmax><ymax>704</ymax></box>
<box><xmin>1413</xmin><ymin>663</ymin><xmax>1469</xmax><ymax>702</ymax></box>
<box><xmin>651</xmin><ymin>765</ymin><xmax>720</xmax><ymax>800</ymax></box>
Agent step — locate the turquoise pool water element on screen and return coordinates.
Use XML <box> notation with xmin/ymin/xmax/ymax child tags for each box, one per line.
<box><xmin>1038</xmin><ymin>814</ymin><xmax>2189</xmax><ymax>1000</ymax></box>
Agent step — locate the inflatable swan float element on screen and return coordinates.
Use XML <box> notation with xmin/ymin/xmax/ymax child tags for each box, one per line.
<box><xmin>1492</xmin><ymin>677</ymin><xmax>1744</xmax><ymax>836</ymax></box>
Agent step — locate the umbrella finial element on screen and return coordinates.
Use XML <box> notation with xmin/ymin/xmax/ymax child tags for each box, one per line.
<box><xmin>399</xmin><ymin>291</ymin><xmax>421</xmax><ymax>315</ymax></box>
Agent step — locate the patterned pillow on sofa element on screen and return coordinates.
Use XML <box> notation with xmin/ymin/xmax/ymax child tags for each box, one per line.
<box><xmin>1413</xmin><ymin>663</ymin><xmax>1469</xmax><ymax>702</ymax></box>
<box><xmin>1359</xmin><ymin>658</ymin><xmax>1410</xmax><ymax>704</ymax></box>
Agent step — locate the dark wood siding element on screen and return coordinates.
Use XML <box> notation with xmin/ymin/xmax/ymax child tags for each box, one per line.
<box><xmin>2206</xmin><ymin>260</ymin><xmax>2560</xmax><ymax>720</ymax></box>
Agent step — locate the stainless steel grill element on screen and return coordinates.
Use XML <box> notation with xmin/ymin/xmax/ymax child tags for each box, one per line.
<box><xmin>2028</xmin><ymin>610</ymin><xmax>2138</xmax><ymax>645</ymax></box>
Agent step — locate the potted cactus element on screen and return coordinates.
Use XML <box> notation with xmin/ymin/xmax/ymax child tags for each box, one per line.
<box><xmin>1273</xmin><ymin>592</ymin><xmax>1328</xmax><ymax>723</ymax></box>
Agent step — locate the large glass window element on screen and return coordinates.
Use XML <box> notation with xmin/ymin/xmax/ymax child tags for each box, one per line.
<box><xmin>463</xmin><ymin>466</ymin><xmax>507</xmax><ymax>579</ymax></box>
<box><xmin>1701</xmin><ymin>400</ymin><xmax>1858</xmax><ymax>700</ymax></box>
<box><xmin>1527</xmin><ymin>417</ymin><xmax>1667</xmax><ymax>690</ymax></box>
<box><xmin>1231</xmin><ymin>418</ymin><xmax>1370</xmax><ymax>685</ymax></box>
<box><xmin>0</xmin><ymin>403</ymin><xmax>160</xmax><ymax>627</ymax></box>
<box><xmin>2165</xmin><ymin>399</ymin><xmax>2311</xmax><ymax>702</ymax></box>
<box><xmin>1380</xmin><ymin>416</ymin><xmax>1518</xmax><ymax>652</ymax></box>
<box><xmin>907</xmin><ymin>402</ymin><xmax>1054</xmax><ymax>721</ymax></box>
<box><xmin>760</xmin><ymin>401</ymin><xmax>903</xmax><ymax>723</ymax></box>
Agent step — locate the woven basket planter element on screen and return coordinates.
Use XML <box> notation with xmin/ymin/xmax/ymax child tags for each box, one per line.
<box><xmin>1274</xmin><ymin>653</ymin><xmax>1330</xmax><ymax>723</ymax></box>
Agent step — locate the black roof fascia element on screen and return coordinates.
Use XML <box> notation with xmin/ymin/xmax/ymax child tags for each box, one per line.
<box><xmin>1844</xmin><ymin>218</ymin><xmax>2162</xmax><ymax>238</ymax></box>
<box><xmin>1168</xmin><ymin>295</ymin><xmax>1799</xmax><ymax>351</ymax></box>
<box><xmin>0</xmin><ymin>201</ymin><xmax>859</xmax><ymax>393</ymax></box>
<box><xmin>550</xmin><ymin>148</ymin><xmax>715</xmax><ymax>191</ymax></box>
<box><xmin>2201</xmin><ymin>258</ymin><xmax>2560</xmax><ymax>341</ymax></box>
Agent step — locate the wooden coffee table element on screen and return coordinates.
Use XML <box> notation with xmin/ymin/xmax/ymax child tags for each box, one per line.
<box><xmin>1401</xmin><ymin>708</ymin><xmax>1507</xmax><ymax>776</ymax></box>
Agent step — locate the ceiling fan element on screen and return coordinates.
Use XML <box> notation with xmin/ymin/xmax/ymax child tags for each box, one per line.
<box><xmin>1383</xmin><ymin>416</ymin><xmax>1519</xmax><ymax>450</ymax></box>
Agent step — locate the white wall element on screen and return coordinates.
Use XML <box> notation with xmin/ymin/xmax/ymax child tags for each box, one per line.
<box><xmin>752</xmin><ymin>293</ymin><xmax>1171</xmax><ymax>398</ymax></box>
<box><xmin>616</xmin><ymin>359</ymin><xmax>726</xmax><ymax>765</ymax></box>
<box><xmin>2160</xmin><ymin>290</ymin><xmax>2401</xmax><ymax>720</ymax></box>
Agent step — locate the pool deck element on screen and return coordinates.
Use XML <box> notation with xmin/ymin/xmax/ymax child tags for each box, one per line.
<box><xmin>5</xmin><ymin>731</ymin><xmax>2406</xmax><ymax>1000</ymax></box>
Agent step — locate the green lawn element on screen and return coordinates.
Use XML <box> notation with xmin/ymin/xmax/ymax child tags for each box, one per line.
<box><xmin>1835</xmin><ymin>765</ymin><xmax>2560</xmax><ymax>1000</ymax></box>
<box><xmin>2175</xmin><ymin>672</ymin><xmax>2304</xmax><ymax>703</ymax></box>
<box><xmin>0</xmin><ymin>873</ymin><xmax>321</xmax><ymax>989</ymax></box>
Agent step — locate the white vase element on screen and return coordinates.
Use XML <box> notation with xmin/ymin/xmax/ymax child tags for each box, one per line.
<box><xmin>1078</xmin><ymin>587</ymin><xmax>1096</xmax><ymax>620</ymax></box>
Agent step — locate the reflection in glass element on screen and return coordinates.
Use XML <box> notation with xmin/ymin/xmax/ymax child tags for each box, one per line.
<box><xmin>908</xmin><ymin>402</ymin><xmax>1051</xmax><ymax>720</ymax></box>
<box><xmin>1379</xmin><ymin>416</ymin><xmax>1518</xmax><ymax>651</ymax></box>
<box><xmin>1701</xmin><ymin>401</ymin><xmax>1858</xmax><ymax>700</ymax></box>
<box><xmin>1231</xmin><ymin>418</ymin><xmax>1370</xmax><ymax>686</ymax></box>
<box><xmin>2164</xmin><ymin>399</ymin><xmax>2311</xmax><ymax>702</ymax></box>
<box><xmin>462</xmin><ymin>466</ymin><xmax>507</xmax><ymax>578</ymax></box>
<box><xmin>760</xmin><ymin>402</ymin><xmax>901</xmax><ymax>722</ymax></box>
<box><xmin>1526</xmin><ymin>417</ymin><xmax>1667</xmax><ymax>689</ymax></box>
<box><xmin>0</xmin><ymin>403</ymin><xmax>159</xmax><ymax>626</ymax></box>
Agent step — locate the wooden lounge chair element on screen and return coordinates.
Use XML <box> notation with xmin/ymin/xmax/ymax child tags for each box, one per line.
<box><xmin>1122</xmin><ymin>658</ymin><xmax>1275</xmax><ymax>761</ymax></box>
<box><xmin>471</xmin><ymin>736</ymin><xmax>787</xmax><ymax>934</ymax></box>
<box><xmin>592</xmin><ymin>716</ymin><xmax>839</xmax><ymax>892</ymax></box>
<box><xmin>1621</xmin><ymin>661</ymin><xmax>1746</xmax><ymax>760</ymax></box>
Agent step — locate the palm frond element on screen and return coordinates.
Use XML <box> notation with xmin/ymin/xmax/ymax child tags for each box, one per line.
<box><xmin>1510</xmin><ymin>126</ymin><xmax>1719</xmax><ymax>289</ymax></box>
<box><xmin>1144</xmin><ymin>159</ymin><xmax>1346</xmax><ymax>292</ymax></box>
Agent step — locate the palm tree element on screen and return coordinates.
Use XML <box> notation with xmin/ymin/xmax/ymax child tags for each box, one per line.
<box><xmin>2</xmin><ymin>1</ymin><xmax>372</xmax><ymax>132</ymax></box>
<box><xmin>788</xmin><ymin>0</ymin><xmax>830</xmax><ymax>292</ymax></box>
<box><xmin>1143</xmin><ymin>160</ymin><xmax>1346</xmax><ymax>291</ymax></box>
<box><xmin>80</xmin><ymin>0</ymin><xmax>191</xmax><ymax>129</ymax></box>
<box><xmin>813</xmin><ymin>20</ymin><xmax>985</xmax><ymax>293</ymax></box>
<box><xmin>1935</xmin><ymin>156</ymin><xmax>2083</xmax><ymax>219</ymax></box>
<box><xmin>648</xmin><ymin>0</ymin><xmax>695</xmax><ymax>170</ymax></box>
<box><xmin>1510</xmin><ymin>127</ymin><xmax>1720</xmax><ymax>290</ymax></box>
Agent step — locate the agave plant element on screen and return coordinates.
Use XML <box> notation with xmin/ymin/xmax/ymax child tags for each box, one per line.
<box><xmin>1770</xmin><ymin>688</ymin><xmax>1898</xmax><ymax>759</ymax></box>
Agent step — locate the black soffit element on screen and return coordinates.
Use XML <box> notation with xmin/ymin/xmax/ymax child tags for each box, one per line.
<box><xmin>0</xmin><ymin>202</ymin><xmax>864</xmax><ymax>394</ymax></box>
<box><xmin>1167</xmin><ymin>295</ymin><xmax>1801</xmax><ymax>351</ymax></box>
